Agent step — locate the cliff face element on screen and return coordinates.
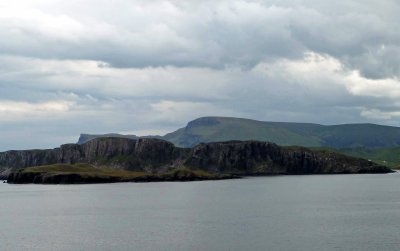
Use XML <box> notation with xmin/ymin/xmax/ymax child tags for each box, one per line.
<box><xmin>1</xmin><ymin>138</ymin><xmax>392</xmax><ymax>180</ymax></box>
<box><xmin>185</xmin><ymin>141</ymin><xmax>284</xmax><ymax>174</ymax></box>
<box><xmin>185</xmin><ymin>141</ymin><xmax>390</xmax><ymax>174</ymax></box>
<box><xmin>0</xmin><ymin>138</ymin><xmax>188</xmax><ymax>178</ymax></box>
<box><xmin>0</xmin><ymin>149</ymin><xmax>59</xmax><ymax>178</ymax></box>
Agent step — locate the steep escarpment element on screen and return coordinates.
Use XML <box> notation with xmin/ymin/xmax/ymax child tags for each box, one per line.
<box><xmin>0</xmin><ymin>149</ymin><xmax>59</xmax><ymax>178</ymax></box>
<box><xmin>0</xmin><ymin>138</ymin><xmax>189</xmax><ymax>179</ymax></box>
<box><xmin>3</xmin><ymin>138</ymin><xmax>392</xmax><ymax>183</ymax></box>
<box><xmin>79</xmin><ymin>137</ymin><xmax>187</xmax><ymax>171</ymax></box>
<box><xmin>185</xmin><ymin>141</ymin><xmax>390</xmax><ymax>175</ymax></box>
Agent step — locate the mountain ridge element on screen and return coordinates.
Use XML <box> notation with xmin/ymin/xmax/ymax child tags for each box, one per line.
<box><xmin>78</xmin><ymin>116</ymin><xmax>400</xmax><ymax>149</ymax></box>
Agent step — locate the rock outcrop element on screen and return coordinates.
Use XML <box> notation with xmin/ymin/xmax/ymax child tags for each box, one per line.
<box><xmin>0</xmin><ymin>138</ymin><xmax>189</xmax><ymax>179</ymax></box>
<box><xmin>185</xmin><ymin>141</ymin><xmax>390</xmax><ymax>174</ymax></box>
<box><xmin>1</xmin><ymin>138</ymin><xmax>393</xmax><ymax>181</ymax></box>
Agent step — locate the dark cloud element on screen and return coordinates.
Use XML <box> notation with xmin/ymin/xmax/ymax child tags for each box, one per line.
<box><xmin>1</xmin><ymin>0</ymin><xmax>399</xmax><ymax>75</ymax></box>
<box><xmin>0</xmin><ymin>0</ymin><xmax>399</xmax><ymax>150</ymax></box>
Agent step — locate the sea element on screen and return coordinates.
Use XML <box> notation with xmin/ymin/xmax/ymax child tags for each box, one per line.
<box><xmin>1</xmin><ymin>172</ymin><xmax>400</xmax><ymax>251</ymax></box>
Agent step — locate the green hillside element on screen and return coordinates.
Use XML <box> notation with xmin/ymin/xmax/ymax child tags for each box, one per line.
<box><xmin>76</xmin><ymin>116</ymin><xmax>400</xmax><ymax>169</ymax></box>
<box><xmin>337</xmin><ymin>147</ymin><xmax>400</xmax><ymax>169</ymax></box>
<box><xmin>164</xmin><ymin>117</ymin><xmax>322</xmax><ymax>147</ymax></box>
<box><xmin>9</xmin><ymin>163</ymin><xmax>231</xmax><ymax>184</ymax></box>
<box><xmin>164</xmin><ymin>117</ymin><xmax>400</xmax><ymax>148</ymax></box>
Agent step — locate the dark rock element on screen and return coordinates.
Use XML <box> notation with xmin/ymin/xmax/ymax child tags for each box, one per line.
<box><xmin>0</xmin><ymin>137</ymin><xmax>189</xmax><ymax>178</ymax></box>
<box><xmin>185</xmin><ymin>141</ymin><xmax>393</xmax><ymax>175</ymax></box>
<box><xmin>7</xmin><ymin>169</ymin><xmax>120</xmax><ymax>184</ymax></box>
<box><xmin>3</xmin><ymin>138</ymin><xmax>393</xmax><ymax>184</ymax></box>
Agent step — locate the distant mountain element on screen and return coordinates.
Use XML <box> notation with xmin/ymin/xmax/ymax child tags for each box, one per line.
<box><xmin>77</xmin><ymin>116</ymin><xmax>400</xmax><ymax>149</ymax></box>
<box><xmin>163</xmin><ymin>117</ymin><xmax>400</xmax><ymax>148</ymax></box>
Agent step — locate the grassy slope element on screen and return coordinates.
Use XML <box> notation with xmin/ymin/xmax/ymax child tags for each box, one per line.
<box><xmin>23</xmin><ymin>163</ymin><xmax>147</xmax><ymax>179</ymax></box>
<box><xmin>164</xmin><ymin>117</ymin><xmax>400</xmax><ymax>169</ymax></box>
<box><xmin>284</xmin><ymin>146</ymin><xmax>374</xmax><ymax>165</ymax></box>
<box><xmin>78</xmin><ymin>117</ymin><xmax>400</xmax><ymax>149</ymax></box>
<box><xmin>337</xmin><ymin>147</ymin><xmax>400</xmax><ymax>169</ymax></box>
<box><xmin>164</xmin><ymin>117</ymin><xmax>400</xmax><ymax>148</ymax></box>
<box><xmin>164</xmin><ymin>117</ymin><xmax>323</xmax><ymax>147</ymax></box>
<box><xmin>22</xmin><ymin>163</ymin><xmax>222</xmax><ymax>181</ymax></box>
<box><xmin>75</xmin><ymin>117</ymin><xmax>400</xmax><ymax>169</ymax></box>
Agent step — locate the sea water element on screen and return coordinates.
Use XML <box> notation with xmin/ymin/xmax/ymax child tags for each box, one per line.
<box><xmin>1</xmin><ymin>173</ymin><xmax>400</xmax><ymax>251</ymax></box>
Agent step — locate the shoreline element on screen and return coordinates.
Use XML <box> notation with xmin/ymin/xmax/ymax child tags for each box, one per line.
<box><xmin>5</xmin><ymin>169</ymin><xmax>395</xmax><ymax>185</ymax></box>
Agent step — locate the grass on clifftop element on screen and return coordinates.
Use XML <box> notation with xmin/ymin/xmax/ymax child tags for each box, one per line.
<box><xmin>22</xmin><ymin>163</ymin><xmax>223</xmax><ymax>180</ymax></box>
<box><xmin>161</xmin><ymin>168</ymin><xmax>216</xmax><ymax>179</ymax></box>
<box><xmin>23</xmin><ymin>163</ymin><xmax>147</xmax><ymax>179</ymax></box>
<box><xmin>336</xmin><ymin>147</ymin><xmax>400</xmax><ymax>169</ymax></box>
<box><xmin>306</xmin><ymin>146</ymin><xmax>400</xmax><ymax>169</ymax></box>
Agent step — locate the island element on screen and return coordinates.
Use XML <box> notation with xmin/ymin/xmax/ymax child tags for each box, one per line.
<box><xmin>1</xmin><ymin>137</ymin><xmax>393</xmax><ymax>184</ymax></box>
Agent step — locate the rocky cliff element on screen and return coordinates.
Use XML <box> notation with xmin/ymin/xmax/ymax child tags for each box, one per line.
<box><xmin>0</xmin><ymin>138</ymin><xmax>188</xmax><ymax>179</ymax></box>
<box><xmin>2</xmin><ymin>138</ymin><xmax>392</xmax><ymax>181</ymax></box>
<box><xmin>185</xmin><ymin>141</ymin><xmax>390</xmax><ymax>174</ymax></box>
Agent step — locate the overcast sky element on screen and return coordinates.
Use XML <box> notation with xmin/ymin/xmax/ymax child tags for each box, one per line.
<box><xmin>0</xmin><ymin>0</ymin><xmax>399</xmax><ymax>150</ymax></box>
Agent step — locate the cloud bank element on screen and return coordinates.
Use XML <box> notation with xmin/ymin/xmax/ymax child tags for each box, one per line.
<box><xmin>0</xmin><ymin>0</ymin><xmax>399</xmax><ymax>150</ymax></box>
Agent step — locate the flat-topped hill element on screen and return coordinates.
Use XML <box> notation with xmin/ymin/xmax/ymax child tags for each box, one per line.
<box><xmin>78</xmin><ymin>117</ymin><xmax>400</xmax><ymax>149</ymax></box>
<box><xmin>163</xmin><ymin>117</ymin><xmax>400</xmax><ymax>148</ymax></box>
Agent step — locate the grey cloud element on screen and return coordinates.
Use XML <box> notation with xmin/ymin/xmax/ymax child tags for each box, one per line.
<box><xmin>1</xmin><ymin>0</ymin><xmax>399</xmax><ymax>79</ymax></box>
<box><xmin>346</xmin><ymin>45</ymin><xmax>400</xmax><ymax>79</ymax></box>
<box><xmin>1</xmin><ymin>0</ymin><xmax>400</xmax><ymax>150</ymax></box>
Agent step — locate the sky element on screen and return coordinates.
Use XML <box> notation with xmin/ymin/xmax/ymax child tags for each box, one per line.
<box><xmin>0</xmin><ymin>0</ymin><xmax>400</xmax><ymax>150</ymax></box>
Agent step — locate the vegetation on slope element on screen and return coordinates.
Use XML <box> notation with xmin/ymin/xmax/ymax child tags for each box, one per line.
<box><xmin>8</xmin><ymin>163</ymin><xmax>232</xmax><ymax>184</ymax></box>
<box><xmin>5</xmin><ymin>138</ymin><xmax>393</xmax><ymax>184</ymax></box>
<box><xmin>337</xmin><ymin>147</ymin><xmax>400</xmax><ymax>169</ymax></box>
<box><xmin>22</xmin><ymin>163</ymin><xmax>147</xmax><ymax>179</ymax></box>
<box><xmin>81</xmin><ymin>117</ymin><xmax>400</xmax><ymax>149</ymax></box>
<box><xmin>164</xmin><ymin>117</ymin><xmax>400</xmax><ymax>148</ymax></box>
<box><xmin>164</xmin><ymin>117</ymin><xmax>322</xmax><ymax>147</ymax></box>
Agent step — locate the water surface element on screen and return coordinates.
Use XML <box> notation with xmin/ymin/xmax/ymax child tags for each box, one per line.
<box><xmin>1</xmin><ymin>173</ymin><xmax>400</xmax><ymax>251</ymax></box>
